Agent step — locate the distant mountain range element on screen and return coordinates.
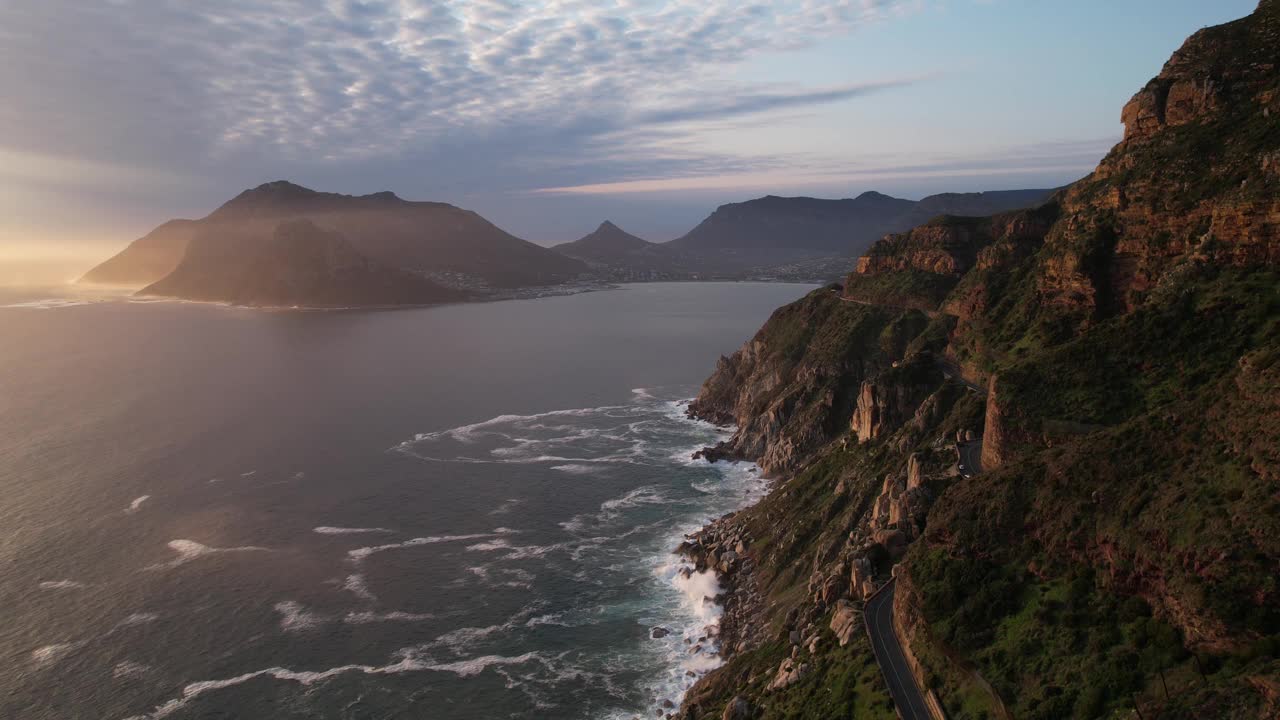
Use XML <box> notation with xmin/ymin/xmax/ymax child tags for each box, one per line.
<box><xmin>82</xmin><ymin>181</ymin><xmax>588</xmax><ymax>307</ymax></box>
<box><xmin>552</xmin><ymin>189</ymin><xmax>1058</xmax><ymax>281</ymax></box>
<box><xmin>81</xmin><ymin>182</ymin><xmax>1058</xmax><ymax>307</ymax></box>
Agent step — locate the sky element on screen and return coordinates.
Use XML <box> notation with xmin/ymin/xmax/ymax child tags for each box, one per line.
<box><xmin>0</xmin><ymin>0</ymin><xmax>1260</xmax><ymax>276</ymax></box>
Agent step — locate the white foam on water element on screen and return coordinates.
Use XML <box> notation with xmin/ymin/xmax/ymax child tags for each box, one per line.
<box><xmin>549</xmin><ymin>464</ymin><xmax>597</xmax><ymax>475</ymax></box>
<box><xmin>347</xmin><ymin>533</ymin><xmax>494</xmax><ymax>562</ymax></box>
<box><xmin>124</xmin><ymin>495</ymin><xmax>151</xmax><ymax>514</ymax></box>
<box><xmin>313</xmin><ymin>526</ymin><xmax>393</xmax><ymax>535</ymax></box>
<box><xmin>147</xmin><ymin>539</ymin><xmax>269</xmax><ymax>570</ymax></box>
<box><xmin>120</xmin><ymin>644</ymin><xmax>556</xmax><ymax>719</ymax></box>
<box><xmin>114</xmin><ymin>661</ymin><xmax>153</xmax><ymax>680</ymax></box>
<box><xmin>240</xmin><ymin>471</ymin><xmax>256</xmax><ymax>477</ymax></box>
<box><xmin>117</xmin><ymin>612</ymin><xmax>160</xmax><ymax>628</ymax></box>
<box><xmin>344</xmin><ymin>610</ymin><xmax>435</xmax><ymax>624</ymax></box>
<box><xmin>274</xmin><ymin>601</ymin><xmax>326</xmax><ymax>632</ymax></box>
<box><xmin>38</xmin><ymin>579</ymin><xmax>89</xmax><ymax>590</ymax></box>
<box><xmin>1</xmin><ymin>298</ymin><xmax>96</xmax><ymax>310</ymax></box>
<box><xmin>466</xmin><ymin>564</ymin><xmax>535</xmax><ymax>589</ymax></box>
<box><xmin>464</xmin><ymin>537</ymin><xmax>563</xmax><ymax>560</ymax></box>
<box><xmin>342</xmin><ymin>574</ymin><xmax>376</xmax><ymax>602</ymax></box>
<box><xmin>488</xmin><ymin>498</ymin><xmax>522</xmax><ymax>515</ymax></box>
<box><xmin>670</xmin><ymin>568</ymin><xmax>723</xmax><ymax>626</ymax></box>
<box><xmin>31</xmin><ymin>642</ymin><xmax>82</xmax><ymax>668</ymax></box>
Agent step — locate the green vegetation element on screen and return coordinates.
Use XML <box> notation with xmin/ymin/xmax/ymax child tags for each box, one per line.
<box><xmin>843</xmin><ymin>269</ymin><xmax>957</xmax><ymax>311</ymax></box>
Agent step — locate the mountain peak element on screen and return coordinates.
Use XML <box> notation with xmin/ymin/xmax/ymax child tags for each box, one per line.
<box><xmin>597</xmin><ymin>220</ymin><xmax>622</xmax><ymax>232</ymax></box>
<box><xmin>252</xmin><ymin>180</ymin><xmax>316</xmax><ymax>194</ymax></box>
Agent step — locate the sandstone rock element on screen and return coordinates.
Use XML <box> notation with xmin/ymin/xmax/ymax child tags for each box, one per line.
<box><xmin>829</xmin><ymin>600</ymin><xmax>859</xmax><ymax>647</ymax></box>
<box><xmin>906</xmin><ymin>453</ymin><xmax>924</xmax><ymax>490</ymax></box>
<box><xmin>768</xmin><ymin>658</ymin><xmax>808</xmax><ymax>691</ymax></box>
<box><xmin>873</xmin><ymin>529</ymin><xmax>910</xmax><ymax>560</ymax></box>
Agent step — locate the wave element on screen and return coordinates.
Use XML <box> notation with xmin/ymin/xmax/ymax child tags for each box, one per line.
<box><xmin>274</xmin><ymin>601</ymin><xmax>326</xmax><ymax>632</ymax></box>
<box><xmin>121</xmin><ymin>648</ymin><xmax>549</xmax><ymax>719</ymax></box>
<box><xmin>124</xmin><ymin>495</ymin><xmax>151</xmax><ymax>514</ymax></box>
<box><xmin>549</xmin><ymin>463</ymin><xmax>598</xmax><ymax>475</ymax></box>
<box><xmin>347</xmin><ymin>533</ymin><xmax>494</xmax><ymax>562</ymax></box>
<box><xmin>488</xmin><ymin>498</ymin><xmax>521</xmax><ymax>515</ymax></box>
<box><xmin>342</xmin><ymin>573</ymin><xmax>376</xmax><ymax>602</ymax></box>
<box><xmin>343</xmin><ymin>610</ymin><xmax>435</xmax><ymax>624</ymax></box>
<box><xmin>30</xmin><ymin>642</ymin><xmax>82</xmax><ymax>668</ymax></box>
<box><xmin>113</xmin><ymin>661</ymin><xmax>153</xmax><ymax>680</ymax></box>
<box><xmin>147</xmin><ymin>539</ymin><xmax>269</xmax><ymax>570</ymax></box>
<box><xmin>116</xmin><ymin>612</ymin><xmax>160</xmax><ymax>628</ymax></box>
<box><xmin>313</xmin><ymin>526</ymin><xmax>393</xmax><ymax>535</ymax></box>
<box><xmin>38</xmin><ymin>579</ymin><xmax>89</xmax><ymax>590</ymax></box>
<box><xmin>1</xmin><ymin>298</ymin><xmax>97</xmax><ymax>310</ymax></box>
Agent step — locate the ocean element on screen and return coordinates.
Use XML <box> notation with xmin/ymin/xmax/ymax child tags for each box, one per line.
<box><xmin>0</xmin><ymin>282</ymin><xmax>816</xmax><ymax>720</ymax></box>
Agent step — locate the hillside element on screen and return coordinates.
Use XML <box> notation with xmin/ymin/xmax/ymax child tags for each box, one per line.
<box><xmin>678</xmin><ymin>3</ymin><xmax>1280</xmax><ymax>719</ymax></box>
<box><xmin>139</xmin><ymin>219</ymin><xmax>461</xmax><ymax>308</ymax></box>
<box><xmin>81</xmin><ymin>181</ymin><xmax>588</xmax><ymax>294</ymax></box>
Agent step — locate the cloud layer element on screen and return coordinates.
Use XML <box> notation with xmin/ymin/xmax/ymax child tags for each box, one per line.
<box><xmin>0</xmin><ymin>0</ymin><xmax>912</xmax><ymax>186</ymax></box>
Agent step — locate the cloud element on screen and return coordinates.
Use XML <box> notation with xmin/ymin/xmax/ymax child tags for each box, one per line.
<box><xmin>633</xmin><ymin>78</ymin><xmax>926</xmax><ymax>126</ymax></box>
<box><xmin>0</xmin><ymin>0</ymin><xmax>912</xmax><ymax>186</ymax></box>
<box><xmin>528</xmin><ymin>137</ymin><xmax>1116</xmax><ymax>195</ymax></box>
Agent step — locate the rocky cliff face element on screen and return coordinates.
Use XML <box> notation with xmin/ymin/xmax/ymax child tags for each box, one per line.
<box><xmin>679</xmin><ymin>4</ymin><xmax>1280</xmax><ymax>719</ymax></box>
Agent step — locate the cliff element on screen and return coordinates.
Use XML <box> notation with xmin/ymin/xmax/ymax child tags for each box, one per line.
<box><xmin>139</xmin><ymin>219</ymin><xmax>461</xmax><ymax>308</ymax></box>
<box><xmin>679</xmin><ymin>4</ymin><xmax>1280</xmax><ymax>719</ymax></box>
<box><xmin>81</xmin><ymin>181</ymin><xmax>588</xmax><ymax>293</ymax></box>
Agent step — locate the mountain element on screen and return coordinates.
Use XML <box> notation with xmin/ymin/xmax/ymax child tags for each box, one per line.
<box><xmin>81</xmin><ymin>181</ymin><xmax>588</xmax><ymax>297</ymax></box>
<box><xmin>551</xmin><ymin>221</ymin><xmax>691</xmax><ymax>280</ymax></box>
<box><xmin>678</xmin><ymin>3</ymin><xmax>1279</xmax><ymax>720</ymax></box>
<box><xmin>666</xmin><ymin>188</ymin><xmax>1056</xmax><ymax>258</ymax></box>
<box><xmin>545</xmin><ymin>190</ymin><xmax>1058</xmax><ymax>281</ymax></box>
<box><xmin>139</xmin><ymin>219</ymin><xmax>461</xmax><ymax>308</ymax></box>
<box><xmin>79</xmin><ymin>219</ymin><xmax>201</xmax><ymax>286</ymax></box>
<box><xmin>554</xmin><ymin>221</ymin><xmax>653</xmax><ymax>259</ymax></box>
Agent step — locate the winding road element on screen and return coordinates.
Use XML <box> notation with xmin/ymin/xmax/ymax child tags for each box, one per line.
<box><xmin>958</xmin><ymin>440</ymin><xmax>983</xmax><ymax>478</ymax></box>
<box><xmin>865</xmin><ymin>578</ymin><xmax>932</xmax><ymax>720</ymax></box>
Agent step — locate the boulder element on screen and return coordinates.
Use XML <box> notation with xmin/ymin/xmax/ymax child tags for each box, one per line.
<box><xmin>906</xmin><ymin>452</ymin><xmax>924</xmax><ymax>490</ymax></box>
<box><xmin>768</xmin><ymin>658</ymin><xmax>808</xmax><ymax>691</ymax></box>
<box><xmin>722</xmin><ymin>696</ymin><xmax>752</xmax><ymax>720</ymax></box>
<box><xmin>829</xmin><ymin>600</ymin><xmax>859</xmax><ymax>647</ymax></box>
<box><xmin>873</xmin><ymin>529</ymin><xmax>909</xmax><ymax>560</ymax></box>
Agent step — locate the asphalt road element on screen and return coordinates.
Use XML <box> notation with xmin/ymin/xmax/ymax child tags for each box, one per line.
<box><xmin>958</xmin><ymin>439</ymin><xmax>984</xmax><ymax>478</ymax></box>
<box><xmin>865</xmin><ymin>578</ymin><xmax>933</xmax><ymax>720</ymax></box>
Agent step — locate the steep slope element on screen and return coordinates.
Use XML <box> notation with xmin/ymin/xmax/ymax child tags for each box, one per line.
<box><xmin>78</xmin><ymin>220</ymin><xmax>200</xmax><ymax>286</ymax></box>
<box><xmin>140</xmin><ymin>220</ymin><xmax>461</xmax><ymax>308</ymax></box>
<box><xmin>81</xmin><ymin>181</ymin><xmax>588</xmax><ymax>291</ymax></box>
<box><xmin>678</xmin><ymin>4</ymin><xmax>1279</xmax><ymax>720</ymax></box>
